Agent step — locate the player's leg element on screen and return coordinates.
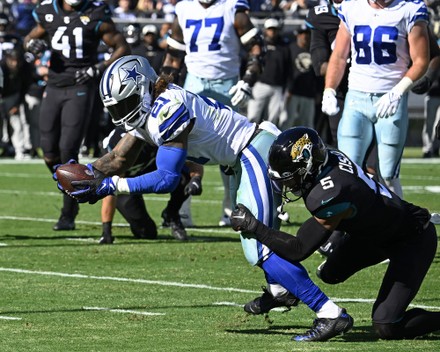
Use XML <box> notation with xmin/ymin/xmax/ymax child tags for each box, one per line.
<box><xmin>162</xmin><ymin>173</ymin><xmax>189</xmax><ymax>241</ymax></box>
<box><xmin>263</xmin><ymin>253</ymin><xmax>354</xmax><ymax>341</ymax></box>
<box><xmin>372</xmin><ymin>223</ymin><xmax>439</xmax><ymax>339</ymax></box>
<box><xmin>116</xmin><ymin>194</ymin><xmax>157</xmax><ymax>240</ymax></box>
<box><xmin>374</xmin><ymin>94</ymin><xmax>409</xmax><ymax>199</ymax></box>
<box><xmin>55</xmin><ymin>84</ymin><xmax>95</xmax><ymax>230</ymax></box>
<box><xmin>100</xmin><ymin>195</ymin><xmax>116</xmax><ymax>244</ymax></box>
<box><xmin>337</xmin><ymin>90</ymin><xmax>374</xmax><ymax>167</ymax></box>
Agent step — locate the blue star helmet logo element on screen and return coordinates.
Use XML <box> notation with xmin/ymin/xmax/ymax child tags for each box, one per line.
<box><xmin>121</xmin><ymin>65</ymin><xmax>143</xmax><ymax>84</ymax></box>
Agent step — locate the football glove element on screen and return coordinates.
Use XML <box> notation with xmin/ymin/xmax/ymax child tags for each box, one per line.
<box><xmin>230</xmin><ymin>203</ymin><xmax>259</xmax><ymax>234</ymax></box>
<box><xmin>70</xmin><ymin>164</ymin><xmax>118</xmax><ymax>204</ymax></box>
<box><xmin>321</xmin><ymin>88</ymin><xmax>340</xmax><ymax>116</ymax></box>
<box><xmin>229</xmin><ymin>80</ymin><xmax>252</xmax><ymax>107</ymax></box>
<box><xmin>374</xmin><ymin>88</ymin><xmax>402</xmax><ymax>118</ymax></box>
<box><xmin>75</xmin><ymin>62</ymin><xmax>105</xmax><ymax>85</ymax></box>
<box><xmin>26</xmin><ymin>39</ymin><xmax>47</xmax><ymax>57</ymax></box>
<box><xmin>184</xmin><ymin>176</ymin><xmax>202</xmax><ymax>196</ymax></box>
<box><xmin>411</xmin><ymin>76</ymin><xmax>432</xmax><ymax>95</ymax></box>
<box><xmin>52</xmin><ymin>159</ymin><xmax>78</xmax><ymax>194</ymax></box>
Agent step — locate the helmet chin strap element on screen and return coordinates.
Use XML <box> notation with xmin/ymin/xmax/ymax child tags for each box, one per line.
<box><xmin>277</xmin><ymin>188</ymin><xmax>302</xmax><ymax>222</ymax></box>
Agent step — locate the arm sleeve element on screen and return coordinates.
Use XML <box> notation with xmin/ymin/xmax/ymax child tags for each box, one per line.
<box><xmin>126</xmin><ymin>145</ymin><xmax>187</xmax><ymax>194</ymax></box>
<box><xmin>253</xmin><ymin>217</ymin><xmax>332</xmax><ymax>262</ymax></box>
<box><xmin>310</xmin><ymin>29</ymin><xmax>331</xmax><ymax>77</ymax></box>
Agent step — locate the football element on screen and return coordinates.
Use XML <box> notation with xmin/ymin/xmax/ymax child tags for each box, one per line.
<box><xmin>55</xmin><ymin>163</ymin><xmax>94</xmax><ymax>193</ymax></box>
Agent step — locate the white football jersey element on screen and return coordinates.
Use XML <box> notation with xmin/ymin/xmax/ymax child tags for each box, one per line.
<box><xmin>338</xmin><ymin>0</ymin><xmax>428</xmax><ymax>92</ymax></box>
<box><xmin>130</xmin><ymin>84</ymin><xmax>256</xmax><ymax>166</ymax></box>
<box><xmin>175</xmin><ymin>0</ymin><xmax>249</xmax><ymax>79</ymax></box>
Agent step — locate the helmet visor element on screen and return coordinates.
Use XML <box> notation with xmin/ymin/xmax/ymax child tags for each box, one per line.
<box><xmin>106</xmin><ymin>94</ymin><xmax>141</xmax><ymax>125</ymax></box>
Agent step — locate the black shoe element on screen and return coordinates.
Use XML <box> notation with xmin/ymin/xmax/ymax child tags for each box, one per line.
<box><xmin>244</xmin><ymin>287</ymin><xmax>299</xmax><ymax>315</ymax></box>
<box><xmin>99</xmin><ymin>234</ymin><xmax>115</xmax><ymax>244</ymax></box>
<box><xmin>293</xmin><ymin>308</ymin><xmax>353</xmax><ymax>342</ymax></box>
<box><xmin>53</xmin><ymin>216</ymin><xmax>75</xmax><ymax>231</ymax></box>
<box><xmin>423</xmin><ymin>151</ymin><xmax>433</xmax><ymax>159</ymax></box>
<box><xmin>162</xmin><ymin>209</ymin><xmax>188</xmax><ymax>241</ymax></box>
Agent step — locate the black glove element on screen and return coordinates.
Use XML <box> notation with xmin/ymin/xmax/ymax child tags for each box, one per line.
<box><xmin>26</xmin><ymin>39</ymin><xmax>47</xmax><ymax>57</ymax></box>
<box><xmin>184</xmin><ymin>176</ymin><xmax>202</xmax><ymax>196</ymax></box>
<box><xmin>75</xmin><ymin>62</ymin><xmax>105</xmax><ymax>85</ymax></box>
<box><xmin>230</xmin><ymin>203</ymin><xmax>259</xmax><ymax>233</ymax></box>
<box><xmin>411</xmin><ymin>76</ymin><xmax>433</xmax><ymax>95</ymax></box>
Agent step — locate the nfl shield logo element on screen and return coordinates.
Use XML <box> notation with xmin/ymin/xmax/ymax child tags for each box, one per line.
<box><xmin>64</xmin><ymin>17</ymin><xmax>70</xmax><ymax>24</ymax></box>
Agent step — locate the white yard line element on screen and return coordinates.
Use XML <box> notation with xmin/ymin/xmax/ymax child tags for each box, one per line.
<box><xmin>82</xmin><ymin>307</ymin><xmax>165</xmax><ymax>316</ymax></box>
<box><xmin>0</xmin><ymin>316</ymin><xmax>22</xmax><ymax>320</ymax></box>
<box><xmin>1</xmin><ymin>267</ymin><xmax>439</xmax><ymax>311</ymax></box>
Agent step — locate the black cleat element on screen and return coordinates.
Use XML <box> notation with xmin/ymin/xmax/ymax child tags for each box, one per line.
<box><xmin>162</xmin><ymin>210</ymin><xmax>188</xmax><ymax>241</ymax></box>
<box><xmin>244</xmin><ymin>287</ymin><xmax>299</xmax><ymax>315</ymax></box>
<box><xmin>99</xmin><ymin>234</ymin><xmax>115</xmax><ymax>244</ymax></box>
<box><xmin>53</xmin><ymin>216</ymin><xmax>75</xmax><ymax>231</ymax></box>
<box><xmin>293</xmin><ymin>308</ymin><xmax>353</xmax><ymax>342</ymax></box>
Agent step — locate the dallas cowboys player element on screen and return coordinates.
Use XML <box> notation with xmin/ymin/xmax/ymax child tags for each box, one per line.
<box><xmin>231</xmin><ymin>126</ymin><xmax>439</xmax><ymax>340</ymax></box>
<box><xmin>322</xmin><ymin>0</ymin><xmax>430</xmax><ymax>199</ymax></box>
<box><xmin>161</xmin><ymin>0</ymin><xmax>265</xmax><ymax>228</ymax></box>
<box><xmin>54</xmin><ymin>55</ymin><xmax>353</xmax><ymax>342</ymax></box>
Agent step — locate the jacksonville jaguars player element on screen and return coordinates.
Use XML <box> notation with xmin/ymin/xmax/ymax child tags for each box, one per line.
<box><xmin>322</xmin><ymin>0</ymin><xmax>430</xmax><ymax>199</ymax></box>
<box><xmin>55</xmin><ymin>55</ymin><xmax>352</xmax><ymax>342</ymax></box>
<box><xmin>230</xmin><ymin>126</ymin><xmax>439</xmax><ymax>340</ymax></box>
<box><xmin>23</xmin><ymin>0</ymin><xmax>130</xmax><ymax>231</ymax></box>
<box><xmin>161</xmin><ymin>0</ymin><xmax>265</xmax><ymax>229</ymax></box>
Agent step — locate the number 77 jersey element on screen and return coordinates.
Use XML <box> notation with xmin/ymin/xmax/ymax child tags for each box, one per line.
<box><xmin>175</xmin><ymin>0</ymin><xmax>249</xmax><ymax>80</ymax></box>
<box><xmin>338</xmin><ymin>0</ymin><xmax>428</xmax><ymax>93</ymax></box>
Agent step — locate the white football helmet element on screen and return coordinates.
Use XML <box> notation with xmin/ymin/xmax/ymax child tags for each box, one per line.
<box><xmin>65</xmin><ymin>0</ymin><xmax>84</xmax><ymax>7</ymax></box>
<box><xmin>99</xmin><ymin>55</ymin><xmax>158</xmax><ymax>130</ymax></box>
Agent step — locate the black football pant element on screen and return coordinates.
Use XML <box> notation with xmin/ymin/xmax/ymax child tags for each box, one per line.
<box><xmin>39</xmin><ymin>83</ymin><xmax>96</xmax><ymax>219</ymax></box>
<box><xmin>319</xmin><ymin>223</ymin><xmax>439</xmax><ymax>339</ymax></box>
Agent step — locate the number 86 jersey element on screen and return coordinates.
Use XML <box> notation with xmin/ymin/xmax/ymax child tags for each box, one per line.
<box><xmin>339</xmin><ymin>0</ymin><xmax>428</xmax><ymax>93</ymax></box>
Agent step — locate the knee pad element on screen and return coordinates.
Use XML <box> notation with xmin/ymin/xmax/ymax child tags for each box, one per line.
<box><xmin>372</xmin><ymin>322</ymin><xmax>403</xmax><ymax>340</ymax></box>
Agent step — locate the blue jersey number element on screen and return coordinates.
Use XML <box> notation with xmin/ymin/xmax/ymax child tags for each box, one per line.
<box><xmin>353</xmin><ymin>25</ymin><xmax>398</xmax><ymax>65</ymax></box>
<box><xmin>186</xmin><ymin>17</ymin><xmax>224</xmax><ymax>52</ymax></box>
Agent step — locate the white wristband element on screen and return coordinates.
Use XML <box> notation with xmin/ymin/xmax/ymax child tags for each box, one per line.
<box><xmin>394</xmin><ymin>76</ymin><xmax>413</xmax><ymax>95</ymax></box>
<box><xmin>113</xmin><ymin>176</ymin><xmax>130</xmax><ymax>194</ymax></box>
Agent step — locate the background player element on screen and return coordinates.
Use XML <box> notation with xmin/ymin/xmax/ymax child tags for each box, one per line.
<box><xmin>161</xmin><ymin>0</ymin><xmax>265</xmax><ymax>227</ymax></box>
<box><xmin>23</xmin><ymin>0</ymin><xmax>130</xmax><ymax>231</ymax></box>
<box><xmin>322</xmin><ymin>0</ymin><xmax>430</xmax><ymax>199</ymax></box>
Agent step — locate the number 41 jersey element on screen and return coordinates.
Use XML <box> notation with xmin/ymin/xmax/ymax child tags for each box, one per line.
<box><xmin>33</xmin><ymin>0</ymin><xmax>112</xmax><ymax>84</ymax></box>
<box><xmin>338</xmin><ymin>0</ymin><xmax>428</xmax><ymax>93</ymax></box>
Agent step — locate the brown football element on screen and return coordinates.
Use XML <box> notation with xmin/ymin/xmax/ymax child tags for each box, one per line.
<box><xmin>55</xmin><ymin>163</ymin><xmax>94</xmax><ymax>193</ymax></box>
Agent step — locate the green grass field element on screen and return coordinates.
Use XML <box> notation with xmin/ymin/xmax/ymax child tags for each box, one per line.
<box><xmin>0</xmin><ymin>149</ymin><xmax>439</xmax><ymax>352</ymax></box>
